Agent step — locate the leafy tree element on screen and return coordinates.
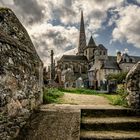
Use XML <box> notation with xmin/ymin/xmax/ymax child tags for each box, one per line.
<box><xmin>106</xmin><ymin>72</ymin><xmax>128</xmax><ymax>84</ymax></box>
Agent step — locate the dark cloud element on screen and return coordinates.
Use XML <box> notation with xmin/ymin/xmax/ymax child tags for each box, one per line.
<box><xmin>64</xmin><ymin>0</ymin><xmax>72</xmax><ymax>7</ymax></box>
<box><xmin>90</xmin><ymin>11</ymin><xmax>105</xmax><ymax>19</ymax></box>
<box><xmin>13</xmin><ymin>0</ymin><xmax>45</xmax><ymax>24</ymax></box>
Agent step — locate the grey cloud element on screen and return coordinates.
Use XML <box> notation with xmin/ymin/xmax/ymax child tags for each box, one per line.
<box><xmin>13</xmin><ymin>0</ymin><xmax>45</xmax><ymax>24</ymax></box>
<box><xmin>52</xmin><ymin>6</ymin><xmax>76</xmax><ymax>23</ymax></box>
<box><xmin>64</xmin><ymin>0</ymin><xmax>72</xmax><ymax>7</ymax></box>
<box><xmin>90</xmin><ymin>11</ymin><xmax>105</xmax><ymax>19</ymax></box>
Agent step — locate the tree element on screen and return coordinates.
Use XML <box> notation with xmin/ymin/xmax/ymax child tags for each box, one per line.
<box><xmin>106</xmin><ymin>72</ymin><xmax>128</xmax><ymax>84</ymax></box>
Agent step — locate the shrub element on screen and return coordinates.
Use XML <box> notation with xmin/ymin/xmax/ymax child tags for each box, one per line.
<box><xmin>43</xmin><ymin>88</ymin><xmax>64</xmax><ymax>104</ymax></box>
<box><xmin>107</xmin><ymin>72</ymin><xmax>128</xmax><ymax>84</ymax></box>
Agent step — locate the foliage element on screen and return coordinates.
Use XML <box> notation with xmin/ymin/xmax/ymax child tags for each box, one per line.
<box><xmin>58</xmin><ymin>88</ymin><xmax>97</xmax><ymax>95</ymax></box>
<box><xmin>106</xmin><ymin>72</ymin><xmax>128</xmax><ymax>84</ymax></box>
<box><xmin>103</xmin><ymin>84</ymin><xmax>128</xmax><ymax>107</ymax></box>
<box><xmin>43</xmin><ymin>88</ymin><xmax>64</xmax><ymax>104</ymax></box>
<box><xmin>103</xmin><ymin>94</ymin><xmax>128</xmax><ymax>107</ymax></box>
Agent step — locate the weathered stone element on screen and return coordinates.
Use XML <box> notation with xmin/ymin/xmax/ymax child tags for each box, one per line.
<box><xmin>0</xmin><ymin>8</ymin><xmax>43</xmax><ymax>139</ymax></box>
<box><xmin>126</xmin><ymin>61</ymin><xmax>140</xmax><ymax>109</ymax></box>
<box><xmin>17</xmin><ymin>108</ymin><xmax>81</xmax><ymax>140</ymax></box>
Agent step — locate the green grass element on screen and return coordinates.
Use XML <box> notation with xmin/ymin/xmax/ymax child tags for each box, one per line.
<box><xmin>103</xmin><ymin>94</ymin><xmax>128</xmax><ymax>107</ymax></box>
<box><xmin>43</xmin><ymin>88</ymin><xmax>64</xmax><ymax>104</ymax></box>
<box><xmin>58</xmin><ymin>88</ymin><xmax>97</xmax><ymax>95</ymax></box>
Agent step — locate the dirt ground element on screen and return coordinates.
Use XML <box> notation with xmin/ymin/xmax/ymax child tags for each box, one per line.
<box><xmin>60</xmin><ymin>93</ymin><xmax>111</xmax><ymax>105</ymax></box>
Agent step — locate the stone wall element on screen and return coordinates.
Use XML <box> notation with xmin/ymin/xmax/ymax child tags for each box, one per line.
<box><xmin>0</xmin><ymin>8</ymin><xmax>43</xmax><ymax>139</ymax></box>
<box><xmin>126</xmin><ymin>61</ymin><xmax>140</xmax><ymax>109</ymax></box>
<box><xmin>16</xmin><ymin>105</ymin><xmax>81</xmax><ymax>140</ymax></box>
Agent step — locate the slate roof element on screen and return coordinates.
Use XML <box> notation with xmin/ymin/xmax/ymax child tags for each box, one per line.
<box><xmin>119</xmin><ymin>53</ymin><xmax>140</xmax><ymax>63</ymax></box>
<box><xmin>88</xmin><ymin>36</ymin><xmax>96</xmax><ymax>47</ymax></box>
<box><xmin>108</xmin><ymin>56</ymin><xmax>117</xmax><ymax>62</ymax></box>
<box><xmin>84</xmin><ymin>36</ymin><xmax>97</xmax><ymax>49</ymax></box>
<box><xmin>60</xmin><ymin>55</ymin><xmax>88</xmax><ymax>62</ymax></box>
<box><xmin>101</xmin><ymin>56</ymin><xmax>120</xmax><ymax>70</ymax></box>
<box><xmin>132</xmin><ymin>56</ymin><xmax>140</xmax><ymax>62</ymax></box>
<box><xmin>97</xmin><ymin>44</ymin><xmax>107</xmax><ymax>50</ymax></box>
<box><xmin>101</xmin><ymin>60</ymin><xmax>121</xmax><ymax>70</ymax></box>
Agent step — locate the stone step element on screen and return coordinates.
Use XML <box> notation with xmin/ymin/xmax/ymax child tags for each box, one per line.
<box><xmin>81</xmin><ymin>109</ymin><xmax>140</xmax><ymax>117</ymax></box>
<box><xmin>81</xmin><ymin>117</ymin><xmax>140</xmax><ymax>131</ymax></box>
<box><xmin>80</xmin><ymin>130</ymin><xmax>140</xmax><ymax>140</ymax></box>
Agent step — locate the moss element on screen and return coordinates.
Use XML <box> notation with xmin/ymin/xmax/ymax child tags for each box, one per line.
<box><xmin>0</xmin><ymin>7</ymin><xmax>11</xmax><ymax>11</ymax></box>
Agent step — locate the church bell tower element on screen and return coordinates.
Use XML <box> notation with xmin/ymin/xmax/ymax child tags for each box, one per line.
<box><xmin>77</xmin><ymin>11</ymin><xmax>86</xmax><ymax>56</ymax></box>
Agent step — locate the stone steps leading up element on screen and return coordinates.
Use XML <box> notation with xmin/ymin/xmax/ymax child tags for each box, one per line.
<box><xmin>81</xmin><ymin>109</ymin><xmax>140</xmax><ymax>117</ymax></box>
<box><xmin>81</xmin><ymin>117</ymin><xmax>140</xmax><ymax>131</ymax></box>
<box><xmin>80</xmin><ymin>130</ymin><xmax>140</xmax><ymax>140</ymax></box>
<box><xmin>80</xmin><ymin>108</ymin><xmax>140</xmax><ymax>140</ymax></box>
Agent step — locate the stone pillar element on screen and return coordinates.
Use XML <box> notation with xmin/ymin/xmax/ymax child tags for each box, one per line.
<box><xmin>50</xmin><ymin>50</ymin><xmax>55</xmax><ymax>81</ymax></box>
<box><xmin>126</xmin><ymin>61</ymin><xmax>140</xmax><ymax>109</ymax></box>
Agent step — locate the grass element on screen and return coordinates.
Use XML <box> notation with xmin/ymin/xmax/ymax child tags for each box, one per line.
<box><xmin>58</xmin><ymin>88</ymin><xmax>97</xmax><ymax>95</ymax></box>
<box><xmin>43</xmin><ymin>88</ymin><xmax>64</xmax><ymax>104</ymax></box>
<box><xmin>103</xmin><ymin>94</ymin><xmax>128</xmax><ymax>107</ymax></box>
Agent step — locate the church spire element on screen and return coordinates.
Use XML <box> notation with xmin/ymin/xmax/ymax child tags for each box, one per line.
<box><xmin>78</xmin><ymin>11</ymin><xmax>86</xmax><ymax>56</ymax></box>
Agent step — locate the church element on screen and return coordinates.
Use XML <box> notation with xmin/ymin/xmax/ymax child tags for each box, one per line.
<box><xmin>56</xmin><ymin>11</ymin><xmax>140</xmax><ymax>89</ymax></box>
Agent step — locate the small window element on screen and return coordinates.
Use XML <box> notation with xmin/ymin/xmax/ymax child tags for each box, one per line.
<box><xmin>103</xmin><ymin>51</ymin><xmax>106</xmax><ymax>55</ymax></box>
<box><xmin>129</xmin><ymin>58</ymin><xmax>132</xmax><ymax>63</ymax></box>
<box><xmin>100</xmin><ymin>51</ymin><xmax>102</xmax><ymax>55</ymax></box>
<box><xmin>86</xmin><ymin>50</ymin><xmax>87</xmax><ymax>55</ymax></box>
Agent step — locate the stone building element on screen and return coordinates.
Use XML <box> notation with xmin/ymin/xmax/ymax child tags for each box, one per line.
<box><xmin>0</xmin><ymin>8</ymin><xmax>43</xmax><ymax>139</ymax></box>
<box><xmin>56</xmin><ymin>11</ymin><xmax>140</xmax><ymax>89</ymax></box>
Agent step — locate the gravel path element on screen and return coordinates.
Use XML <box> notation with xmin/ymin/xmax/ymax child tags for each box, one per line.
<box><xmin>60</xmin><ymin>93</ymin><xmax>111</xmax><ymax>105</ymax></box>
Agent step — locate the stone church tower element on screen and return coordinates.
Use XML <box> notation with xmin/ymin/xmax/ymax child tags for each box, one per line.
<box><xmin>77</xmin><ymin>11</ymin><xmax>86</xmax><ymax>56</ymax></box>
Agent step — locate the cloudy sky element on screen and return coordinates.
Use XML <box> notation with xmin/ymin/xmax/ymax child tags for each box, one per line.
<box><xmin>0</xmin><ymin>0</ymin><xmax>140</xmax><ymax>66</ymax></box>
